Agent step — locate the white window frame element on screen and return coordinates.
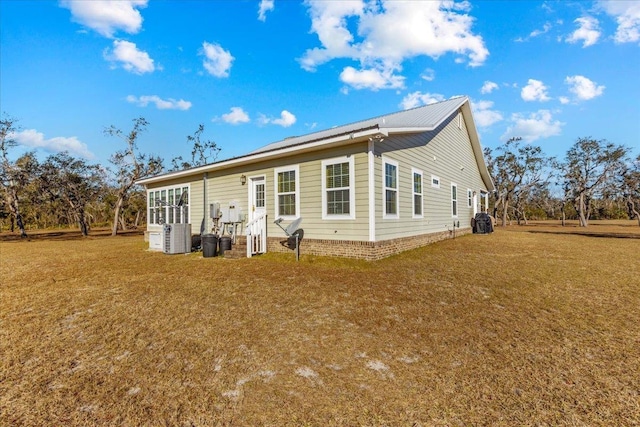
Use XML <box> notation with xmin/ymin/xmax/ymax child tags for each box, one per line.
<box><xmin>451</xmin><ymin>183</ymin><xmax>458</xmax><ymax>218</ymax></box>
<box><xmin>147</xmin><ymin>184</ymin><xmax>190</xmax><ymax>226</ymax></box>
<box><xmin>467</xmin><ymin>189</ymin><xmax>473</xmax><ymax>208</ymax></box>
<box><xmin>274</xmin><ymin>165</ymin><xmax>300</xmax><ymax>219</ymax></box>
<box><xmin>431</xmin><ymin>175</ymin><xmax>440</xmax><ymax>189</ymax></box>
<box><xmin>412</xmin><ymin>168</ymin><xmax>423</xmax><ymax>219</ymax></box>
<box><xmin>321</xmin><ymin>156</ymin><xmax>355</xmax><ymax>220</ymax></box>
<box><xmin>382</xmin><ymin>158</ymin><xmax>399</xmax><ymax>219</ymax></box>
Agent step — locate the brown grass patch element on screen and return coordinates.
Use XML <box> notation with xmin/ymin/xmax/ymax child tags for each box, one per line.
<box><xmin>1</xmin><ymin>224</ymin><xmax>639</xmax><ymax>426</ymax></box>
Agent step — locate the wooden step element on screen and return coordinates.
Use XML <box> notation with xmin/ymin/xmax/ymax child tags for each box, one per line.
<box><xmin>221</xmin><ymin>236</ymin><xmax>247</xmax><ymax>259</ymax></box>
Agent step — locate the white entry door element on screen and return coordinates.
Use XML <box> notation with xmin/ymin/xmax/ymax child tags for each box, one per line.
<box><xmin>249</xmin><ymin>176</ymin><xmax>266</xmax><ymax>222</ymax></box>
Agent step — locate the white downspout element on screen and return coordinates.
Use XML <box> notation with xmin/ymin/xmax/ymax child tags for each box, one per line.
<box><xmin>368</xmin><ymin>138</ymin><xmax>376</xmax><ymax>242</ymax></box>
<box><xmin>203</xmin><ymin>172</ymin><xmax>208</xmax><ymax>234</ymax></box>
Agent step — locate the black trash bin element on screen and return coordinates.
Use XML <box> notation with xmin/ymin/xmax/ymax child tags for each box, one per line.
<box><xmin>473</xmin><ymin>213</ymin><xmax>493</xmax><ymax>234</ymax></box>
<box><xmin>202</xmin><ymin>234</ymin><xmax>219</xmax><ymax>257</ymax></box>
<box><xmin>219</xmin><ymin>236</ymin><xmax>232</xmax><ymax>256</ymax></box>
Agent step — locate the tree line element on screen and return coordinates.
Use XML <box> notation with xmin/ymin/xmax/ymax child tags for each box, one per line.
<box><xmin>1</xmin><ymin>112</ymin><xmax>638</xmax><ymax>237</ymax></box>
<box><xmin>0</xmin><ymin>115</ymin><xmax>219</xmax><ymax>237</ymax></box>
<box><xmin>485</xmin><ymin>137</ymin><xmax>639</xmax><ymax>227</ymax></box>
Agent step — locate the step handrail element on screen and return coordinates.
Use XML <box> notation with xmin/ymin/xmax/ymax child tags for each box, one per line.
<box><xmin>245</xmin><ymin>212</ymin><xmax>267</xmax><ymax>257</ymax></box>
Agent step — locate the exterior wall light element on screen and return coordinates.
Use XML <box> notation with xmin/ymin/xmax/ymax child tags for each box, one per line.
<box><xmin>240</xmin><ymin>174</ymin><xmax>247</xmax><ymax>185</ymax></box>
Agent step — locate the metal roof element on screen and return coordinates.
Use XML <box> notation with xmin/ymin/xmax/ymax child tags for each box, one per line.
<box><xmin>137</xmin><ymin>95</ymin><xmax>493</xmax><ymax>191</ymax></box>
<box><xmin>251</xmin><ymin>96</ymin><xmax>467</xmax><ymax>155</ymax></box>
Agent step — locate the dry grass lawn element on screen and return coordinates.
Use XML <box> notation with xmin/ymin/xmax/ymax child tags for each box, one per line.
<box><xmin>1</xmin><ymin>222</ymin><xmax>639</xmax><ymax>426</ymax></box>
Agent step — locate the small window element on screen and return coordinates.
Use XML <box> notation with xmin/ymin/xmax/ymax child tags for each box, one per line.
<box><xmin>275</xmin><ymin>165</ymin><xmax>299</xmax><ymax>218</ymax></box>
<box><xmin>412</xmin><ymin>168</ymin><xmax>423</xmax><ymax>218</ymax></box>
<box><xmin>451</xmin><ymin>183</ymin><xmax>458</xmax><ymax>217</ymax></box>
<box><xmin>322</xmin><ymin>156</ymin><xmax>355</xmax><ymax>219</ymax></box>
<box><xmin>431</xmin><ymin>175</ymin><xmax>440</xmax><ymax>189</ymax></box>
<box><xmin>468</xmin><ymin>189</ymin><xmax>473</xmax><ymax>208</ymax></box>
<box><xmin>383</xmin><ymin>159</ymin><xmax>399</xmax><ymax>218</ymax></box>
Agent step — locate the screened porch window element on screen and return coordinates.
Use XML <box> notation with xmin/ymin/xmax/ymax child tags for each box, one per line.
<box><xmin>148</xmin><ymin>185</ymin><xmax>189</xmax><ymax>225</ymax></box>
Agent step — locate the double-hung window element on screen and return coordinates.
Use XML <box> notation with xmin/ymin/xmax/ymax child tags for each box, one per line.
<box><xmin>322</xmin><ymin>156</ymin><xmax>355</xmax><ymax>219</ymax></box>
<box><xmin>275</xmin><ymin>165</ymin><xmax>299</xmax><ymax>218</ymax></box>
<box><xmin>451</xmin><ymin>183</ymin><xmax>458</xmax><ymax>217</ymax></box>
<box><xmin>412</xmin><ymin>168</ymin><xmax>423</xmax><ymax>218</ymax></box>
<box><xmin>383</xmin><ymin>159</ymin><xmax>399</xmax><ymax>219</ymax></box>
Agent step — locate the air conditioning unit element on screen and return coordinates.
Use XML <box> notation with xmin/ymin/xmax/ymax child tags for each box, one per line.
<box><xmin>163</xmin><ymin>223</ymin><xmax>192</xmax><ymax>254</ymax></box>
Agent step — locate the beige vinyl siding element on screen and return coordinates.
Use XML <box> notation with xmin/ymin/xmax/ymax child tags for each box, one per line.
<box><xmin>297</xmin><ymin>146</ymin><xmax>370</xmax><ymax>240</ymax></box>
<box><xmin>201</xmin><ymin>143</ymin><xmax>371</xmax><ymax>241</ymax></box>
<box><xmin>375</xmin><ymin>111</ymin><xmax>487</xmax><ymax>241</ymax></box>
<box><xmin>190</xmin><ymin>180</ymin><xmax>204</xmax><ymax>232</ymax></box>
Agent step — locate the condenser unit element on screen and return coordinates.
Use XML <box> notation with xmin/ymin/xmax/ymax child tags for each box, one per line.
<box><xmin>163</xmin><ymin>223</ymin><xmax>192</xmax><ymax>254</ymax></box>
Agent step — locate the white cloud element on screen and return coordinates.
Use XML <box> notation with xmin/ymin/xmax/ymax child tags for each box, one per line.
<box><xmin>480</xmin><ymin>81</ymin><xmax>498</xmax><ymax>94</ymax></box>
<box><xmin>565</xmin><ymin>75</ymin><xmax>605</xmax><ymax>101</ymax></box>
<box><xmin>273</xmin><ymin>110</ymin><xmax>297</xmax><ymax>127</ymax></box>
<box><xmin>521</xmin><ymin>79</ymin><xmax>551</xmax><ymax>102</ymax></box>
<box><xmin>566</xmin><ymin>16</ymin><xmax>601</xmax><ymax>47</ymax></box>
<box><xmin>598</xmin><ymin>0</ymin><xmax>640</xmax><ymax>43</ymax></box>
<box><xmin>104</xmin><ymin>40</ymin><xmax>155</xmax><ymax>74</ymax></box>
<box><xmin>60</xmin><ymin>0</ymin><xmax>147</xmax><ymax>38</ymax></box>
<box><xmin>12</xmin><ymin>129</ymin><xmax>95</xmax><ymax>159</ymax></box>
<box><xmin>559</xmin><ymin>96</ymin><xmax>570</xmax><ymax>104</ymax></box>
<box><xmin>299</xmin><ymin>1</ymin><xmax>488</xmax><ymax>90</ymax></box>
<box><xmin>530</xmin><ymin>22</ymin><xmax>552</xmax><ymax>38</ymax></box>
<box><xmin>221</xmin><ymin>107</ymin><xmax>250</xmax><ymax>125</ymax></box>
<box><xmin>421</xmin><ymin>68</ymin><xmax>435</xmax><ymax>82</ymax></box>
<box><xmin>258</xmin><ymin>0</ymin><xmax>275</xmax><ymax>22</ymax></box>
<box><xmin>502</xmin><ymin>110</ymin><xmax>564</xmax><ymax>142</ymax></box>
<box><xmin>126</xmin><ymin>95</ymin><xmax>191</xmax><ymax>110</ymax></box>
<box><xmin>200</xmin><ymin>42</ymin><xmax>234</xmax><ymax>77</ymax></box>
<box><xmin>470</xmin><ymin>100</ymin><xmax>503</xmax><ymax>128</ymax></box>
<box><xmin>339</xmin><ymin>65</ymin><xmax>404</xmax><ymax>91</ymax></box>
<box><xmin>400</xmin><ymin>92</ymin><xmax>445</xmax><ymax>110</ymax></box>
<box><xmin>259</xmin><ymin>110</ymin><xmax>297</xmax><ymax>127</ymax></box>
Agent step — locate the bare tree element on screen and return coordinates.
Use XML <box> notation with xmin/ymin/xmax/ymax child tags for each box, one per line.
<box><xmin>39</xmin><ymin>152</ymin><xmax>105</xmax><ymax>236</ymax></box>
<box><xmin>104</xmin><ymin>118</ymin><xmax>163</xmax><ymax>236</ymax></box>
<box><xmin>621</xmin><ymin>154</ymin><xmax>640</xmax><ymax>226</ymax></box>
<box><xmin>485</xmin><ymin>137</ymin><xmax>555</xmax><ymax>226</ymax></box>
<box><xmin>0</xmin><ymin>114</ymin><xmax>28</xmax><ymax>237</ymax></box>
<box><xmin>563</xmin><ymin>137</ymin><xmax>628</xmax><ymax>227</ymax></box>
<box><xmin>170</xmin><ymin>124</ymin><xmax>220</xmax><ymax>171</ymax></box>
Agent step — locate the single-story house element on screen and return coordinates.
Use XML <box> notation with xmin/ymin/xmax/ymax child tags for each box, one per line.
<box><xmin>137</xmin><ymin>96</ymin><xmax>494</xmax><ymax>260</ymax></box>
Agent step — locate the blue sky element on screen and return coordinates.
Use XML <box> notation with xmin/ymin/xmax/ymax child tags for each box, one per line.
<box><xmin>1</xmin><ymin>0</ymin><xmax>639</xmax><ymax>168</ymax></box>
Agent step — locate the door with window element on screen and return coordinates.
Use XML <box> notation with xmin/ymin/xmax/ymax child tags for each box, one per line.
<box><xmin>249</xmin><ymin>176</ymin><xmax>266</xmax><ymax>222</ymax></box>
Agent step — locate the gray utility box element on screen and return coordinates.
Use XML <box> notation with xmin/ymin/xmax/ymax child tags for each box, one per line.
<box><xmin>163</xmin><ymin>223</ymin><xmax>192</xmax><ymax>254</ymax></box>
<box><xmin>220</xmin><ymin>203</ymin><xmax>243</xmax><ymax>224</ymax></box>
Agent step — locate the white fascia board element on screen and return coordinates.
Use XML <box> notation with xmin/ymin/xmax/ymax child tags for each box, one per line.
<box><xmin>380</xmin><ymin>127</ymin><xmax>434</xmax><ymax>134</ymax></box>
<box><xmin>460</xmin><ymin>101</ymin><xmax>495</xmax><ymax>192</ymax></box>
<box><xmin>137</xmin><ymin>127</ymin><xmax>384</xmax><ymax>186</ymax></box>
